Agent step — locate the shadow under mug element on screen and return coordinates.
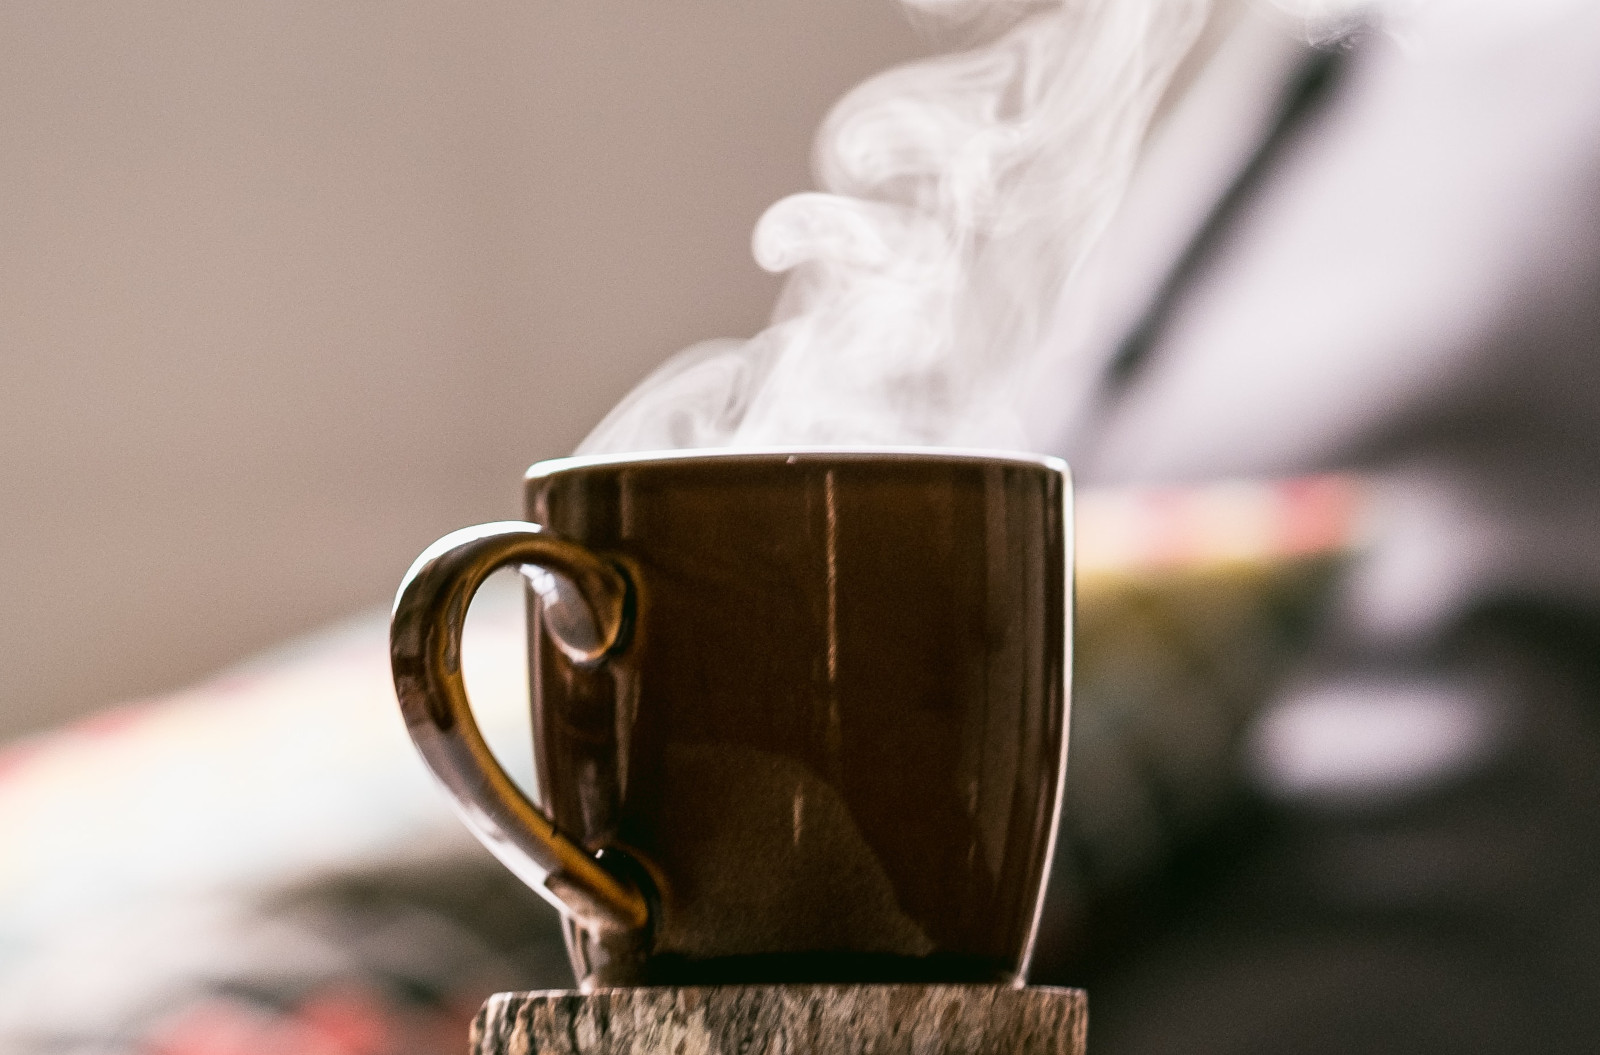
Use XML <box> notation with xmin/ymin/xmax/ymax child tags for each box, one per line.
<box><xmin>390</xmin><ymin>448</ymin><xmax>1071</xmax><ymax>989</ymax></box>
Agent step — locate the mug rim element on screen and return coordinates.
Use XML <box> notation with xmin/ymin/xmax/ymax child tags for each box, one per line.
<box><xmin>527</xmin><ymin>445</ymin><xmax>1069</xmax><ymax>481</ymax></box>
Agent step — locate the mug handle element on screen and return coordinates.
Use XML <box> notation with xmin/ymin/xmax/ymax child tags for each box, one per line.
<box><xmin>389</xmin><ymin>521</ymin><xmax>650</xmax><ymax>937</ymax></box>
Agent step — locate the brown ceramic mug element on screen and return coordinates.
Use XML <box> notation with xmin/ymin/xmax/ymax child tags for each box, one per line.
<box><xmin>390</xmin><ymin>448</ymin><xmax>1071</xmax><ymax>989</ymax></box>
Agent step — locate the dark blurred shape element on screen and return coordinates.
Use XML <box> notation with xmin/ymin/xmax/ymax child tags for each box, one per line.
<box><xmin>1033</xmin><ymin>3</ymin><xmax>1600</xmax><ymax>1052</ymax></box>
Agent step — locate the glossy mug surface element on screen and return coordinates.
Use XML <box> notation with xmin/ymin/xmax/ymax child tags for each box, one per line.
<box><xmin>390</xmin><ymin>448</ymin><xmax>1071</xmax><ymax>989</ymax></box>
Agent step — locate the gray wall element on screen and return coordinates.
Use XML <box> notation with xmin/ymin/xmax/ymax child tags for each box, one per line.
<box><xmin>0</xmin><ymin>1</ymin><xmax>927</xmax><ymax>737</ymax></box>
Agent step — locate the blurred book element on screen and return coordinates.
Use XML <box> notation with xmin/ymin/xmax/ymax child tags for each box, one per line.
<box><xmin>0</xmin><ymin>475</ymin><xmax>1364</xmax><ymax>1054</ymax></box>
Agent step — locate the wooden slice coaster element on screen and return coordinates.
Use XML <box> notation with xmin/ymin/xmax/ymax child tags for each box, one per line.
<box><xmin>473</xmin><ymin>984</ymin><xmax>1086</xmax><ymax>1055</ymax></box>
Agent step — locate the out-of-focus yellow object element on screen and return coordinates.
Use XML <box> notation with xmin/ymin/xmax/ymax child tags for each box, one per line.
<box><xmin>1060</xmin><ymin>475</ymin><xmax>1366</xmax><ymax>911</ymax></box>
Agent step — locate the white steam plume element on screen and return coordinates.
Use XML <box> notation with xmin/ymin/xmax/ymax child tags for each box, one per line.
<box><xmin>579</xmin><ymin>0</ymin><xmax>1209</xmax><ymax>455</ymax></box>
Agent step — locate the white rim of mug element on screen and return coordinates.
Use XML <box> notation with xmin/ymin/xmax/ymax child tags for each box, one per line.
<box><xmin>527</xmin><ymin>445</ymin><xmax>1070</xmax><ymax>480</ymax></box>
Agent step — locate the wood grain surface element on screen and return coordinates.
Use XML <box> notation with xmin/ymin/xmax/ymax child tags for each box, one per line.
<box><xmin>472</xmin><ymin>985</ymin><xmax>1086</xmax><ymax>1055</ymax></box>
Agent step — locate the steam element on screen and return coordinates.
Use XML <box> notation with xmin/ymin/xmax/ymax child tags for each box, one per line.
<box><xmin>580</xmin><ymin>0</ymin><xmax>1209</xmax><ymax>455</ymax></box>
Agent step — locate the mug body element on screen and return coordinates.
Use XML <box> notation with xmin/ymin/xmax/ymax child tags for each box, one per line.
<box><xmin>523</xmin><ymin>448</ymin><xmax>1070</xmax><ymax>988</ymax></box>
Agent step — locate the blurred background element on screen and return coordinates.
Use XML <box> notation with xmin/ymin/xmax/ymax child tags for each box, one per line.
<box><xmin>7</xmin><ymin>0</ymin><xmax>1600</xmax><ymax>1053</ymax></box>
<box><xmin>0</xmin><ymin>0</ymin><xmax>930</xmax><ymax>739</ymax></box>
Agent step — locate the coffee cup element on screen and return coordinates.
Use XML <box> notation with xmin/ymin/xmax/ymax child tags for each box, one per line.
<box><xmin>390</xmin><ymin>448</ymin><xmax>1071</xmax><ymax>989</ymax></box>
